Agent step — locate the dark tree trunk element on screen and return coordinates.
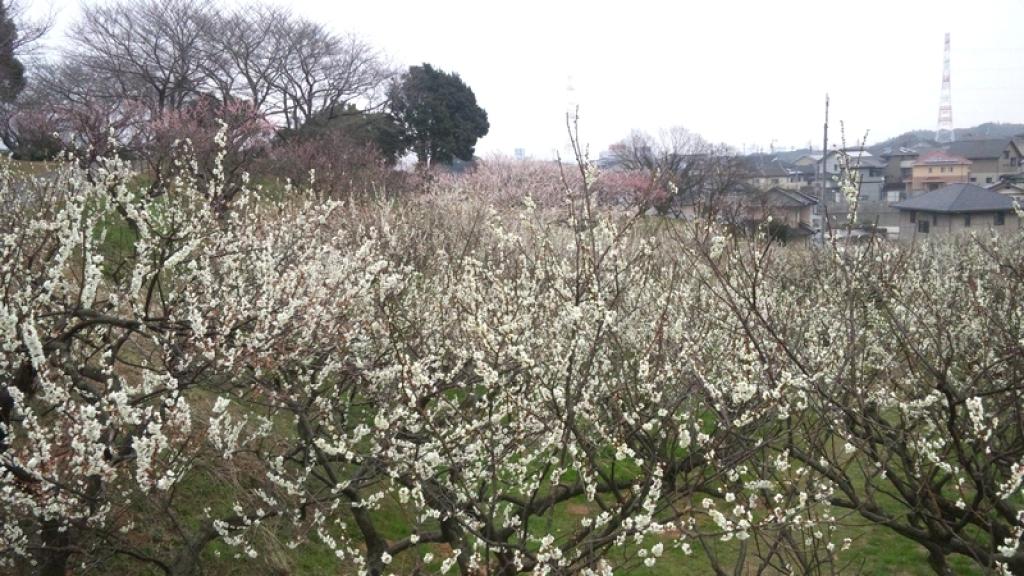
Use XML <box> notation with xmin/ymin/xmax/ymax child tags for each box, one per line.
<box><xmin>38</xmin><ymin>520</ymin><xmax>71</xmax><ymax>576</ymax></box>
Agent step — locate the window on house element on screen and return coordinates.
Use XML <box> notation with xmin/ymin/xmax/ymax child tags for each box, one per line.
<box><xmin>986</xmin><ymin>177</ymin><xmax>993</xmax><ymax>183</ymax></box>
<box><xmin>918</xmin><ymin>220</ymin><xmax>930</xmax><ymax>233</ymax></box>
<box><xmin>970</xmin><ymin>177</ymin><xmax>976</xmax><ymax>182</ymax></box>
<box><xmin>964</xmin><ymin>214</ymin><xmax>971</xmax><ymax>227</ymax></box>
<box><xmin>933</xmin><ymin>213</ymin><xmax>939</xmax><ymax>225</ymax></box>
<box><xmin>928</xmin><ymin>167</ymin><xmax>934</xmax><ymax>174</ymax></box>
<box><xmin>909</xmin><ymin>211</ymin><xmax>916</xmax><ymax>223</ymax></box>
<box><xmin>996</xmin><ymin>212</ymin><xmax>1006</xmax><ymax>226</ymax></box>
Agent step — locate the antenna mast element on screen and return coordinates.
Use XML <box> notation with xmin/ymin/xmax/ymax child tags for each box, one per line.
<box><xmin>936</xmin><ymin>33</ymin><xmax>954</xmax><ymax>144</ymax></box>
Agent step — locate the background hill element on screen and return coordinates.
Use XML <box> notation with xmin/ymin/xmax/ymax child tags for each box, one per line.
<box><xmin>868</xmin><ymin>122</ymin><xmax>1024</xmax><ymax>152</ymax></box>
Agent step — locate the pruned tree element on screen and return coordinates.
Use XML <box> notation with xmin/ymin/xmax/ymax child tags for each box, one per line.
<box><xmin>260</xmin><ymin>104</ymin><xmax>406</xmax><ymax>199</ymax></box>
<box><xmin>0</xmin><ymin>102</ymin><xmax>61</xmax><ymax>160</ymax></box>
<box><xmin>144</xmin><ymin>93</ymin><xmax>274</xmax><ymax>205</ymax></box>
<box><xmin>29</xmin><ymin>61</ymin><xmax>148</xmax><ymax>162</ymax></box>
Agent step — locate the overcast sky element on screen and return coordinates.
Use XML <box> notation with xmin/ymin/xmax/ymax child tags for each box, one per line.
<box><xmin>32</xmin><ymin>0</ymin><xmax>1024</xmax><ymax>158</ymax></box>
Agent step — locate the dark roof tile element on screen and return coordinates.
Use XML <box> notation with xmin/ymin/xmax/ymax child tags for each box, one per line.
<box><xmin>944</xmin><ymin>139</ymin><xmax>1020</xmax><ymax>160</ymax></box>
<box><xmin>891</xmin><ymin>183</ymin><xmax>1015</xmax><ymax>213</ymax></box>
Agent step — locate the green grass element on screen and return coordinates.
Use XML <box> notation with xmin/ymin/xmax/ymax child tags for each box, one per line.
<box><xmin>4</xmin><ymin>158</ymin><xmax>60</xmax><ymax>177</ymax></box>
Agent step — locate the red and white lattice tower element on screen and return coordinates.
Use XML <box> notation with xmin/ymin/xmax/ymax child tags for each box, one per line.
<box><xmin>936</xmin><ymin>33</ymin><xmax>954</xmax><ymax>144</ymax></box>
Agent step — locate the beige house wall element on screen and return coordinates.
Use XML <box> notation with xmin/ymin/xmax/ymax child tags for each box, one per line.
<box><xmin>748</xmin><ymin>176</ymin><xmax>803</xmax><ymax>192</ymax></box>
<box><xmin>909</xmin><ymin>163</ymin><xmax>970</xmax><ymax>193</ymax></box>
<box><xmin>898</xmin><ymin>210</ymin><xmax>1021</xmax><ymax>240</ymax></box>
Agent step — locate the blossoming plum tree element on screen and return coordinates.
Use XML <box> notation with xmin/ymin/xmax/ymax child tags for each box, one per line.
<box><xmin>1</xmin><ymin>122</ymin><xmax>1023</xmax><ymax>576</ymax></box>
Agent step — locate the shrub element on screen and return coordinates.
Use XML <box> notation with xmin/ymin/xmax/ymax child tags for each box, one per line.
<box><xmin>257</xmin><ymin>128</ymin><xmax>406</xmax><ymax>200</ymax></box>
<box><xmin>3</xmin><ymin>106</ymin><xmax>62</xmax><ymax>160</ymax></box>
<box><xmin>144</xmin><ymin>94</ymin><xmax>274</xmax><ymax>207</ymax></box>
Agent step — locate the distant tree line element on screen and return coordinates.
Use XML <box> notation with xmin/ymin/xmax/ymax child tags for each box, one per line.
<box><xmin>0</xmin><ymin>0</ymin><xmax>488</xmax><ymax>195</ymax></box>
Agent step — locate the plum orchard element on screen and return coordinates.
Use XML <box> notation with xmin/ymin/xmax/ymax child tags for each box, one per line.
<box><xmin>1</xmin><ymin>141</ymin><xmax>1023</xmax><ymax>575</ymax></box>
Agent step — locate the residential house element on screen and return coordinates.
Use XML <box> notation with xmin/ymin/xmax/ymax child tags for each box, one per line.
<box><xmin>819</xmin><ymin>149</ymin><xmax>878</xmax><ymax>175</ymax></box>
<box><xmin>818</xmin><ymin>150</ymin><xmax>888</xmax><ymax>226</ymax></box>
<box><xmin>742</xmin><ymin>157</ymin><xmax>807</xmax><ymax>191</ymax></box>
<box><xmin>792</xmin><ymin>154</ymin><xmax>822</xmax><ymax>167</ymax></box>
<box><xmin>877</xmin><ymin>146</ymin><xmax>919</xmax><ymax>197</ymax></box>
<box><xmin>909</xmin><ymin>151</ymin><xmax>971</xmax><ymax>193</ymax></box>
<box><xmin>988</xmin><ymin>174</ymin><xmax>1024</xmax><ymax>198</ymax></box>
<box><xmin>720</xmin><ymin>184</ymin><xmax>816</xmax><ymax>237</ymax></box>
<box><xmin>892</xmin><ymin>183</ymin><xmax>1019</xmax><ymax>240</ymax></box>
<box><xmin>789</xmin><ymin>163</ymin><xmax>817</xmax><ymax>189</ymax></box>
<box><xmin>944</xmin><ymin>139</ymin><xmax>1024</xmax><ymax>186</ymax></box>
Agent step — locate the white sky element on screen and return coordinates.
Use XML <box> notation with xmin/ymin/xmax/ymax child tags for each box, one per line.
<box><xmin>30</xmin><ymin>0</ymin><xmax>1024</xmax><ymax>159</ymax></box>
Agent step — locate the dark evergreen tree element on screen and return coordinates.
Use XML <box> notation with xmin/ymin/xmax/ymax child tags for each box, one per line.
<box><xmin>389</xmin><ymin>63</ymin><xmax>488</xmax><ymax>167</ymax></box>
<box><xmin>0</xmin><ymin>0</ymin><xmax>25</xmax><ymax>103</ymax></box>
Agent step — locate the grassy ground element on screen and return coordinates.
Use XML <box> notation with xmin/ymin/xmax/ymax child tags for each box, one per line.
<box><xmin>161</xmin><ymin>462</ymin><xmax>980</xmax><ymax>576</ymax></box>
<box><xmin>3</xmin><ymin>158</ymin><xmax>60</xmax><ymax>177</ymax></box>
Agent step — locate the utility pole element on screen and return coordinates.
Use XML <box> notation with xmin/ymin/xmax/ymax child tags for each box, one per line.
<box><xmin>818</xmin><ymin>93</ymin><xmax>829</xmax><ymax>233</ymax></box>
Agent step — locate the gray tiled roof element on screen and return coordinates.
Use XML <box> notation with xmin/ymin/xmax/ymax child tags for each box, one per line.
<box><xmin>765</xmin><ymin>187</ymin><xmax>817</xmax><ymax>208</ymax></box>
<box><xmin>853</xmin><ymin>156</ymin><xmax>887</xmax><ymax>169</ymax></box>
<box><xmin>891</xmin><ymin>183</ymin><xmax>1015</xmax><ymax>213</ymax></box>
<box><xmin>944</xmin><ymin>139</ymin><xmax>1020</xmax><ymax>160</ymax></box>
<box><xmin>742</xmin><ymin>157</ymin><xmax>792</xmax><ymax>178</ymax></box>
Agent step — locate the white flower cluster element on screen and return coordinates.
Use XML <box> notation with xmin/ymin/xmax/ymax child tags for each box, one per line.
<box><xmin>1</xmin><ymin>149</ymin><xmax>1023</xmax><ymax>575</ymax></box>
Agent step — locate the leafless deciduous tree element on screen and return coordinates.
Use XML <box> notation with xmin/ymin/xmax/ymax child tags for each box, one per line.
<box><xmin>0</xmin><ymin>0</ymin><xmax>393</xmax><ymax>204</ymax></box>
<box><xmin>69</xmin><ymin>0</ymin><xmax>216</xmax><ymax>114</ymax></box>
<box><xmin>29</xmin><ymin>61</ymin><xmax>148</xmax><ymax>161</ymax></box>
<box><xmin>273</xmin><ymin>23</ymin><xmax>392</xmax><ymax>130</ymax></box>
<box><xmin>606</xmin><ymin>127</ymin><xmax>747</xmax><ymax>216</ymax></box>
<box><xmin>68</xmin><ymin>0</ymin><xmax>391</xmax><ymax>124</ymax></box>
<box><xmin>202</xmin><ymin>6</ymin><xmax>290</xmax><ymax>114</ymax></box>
